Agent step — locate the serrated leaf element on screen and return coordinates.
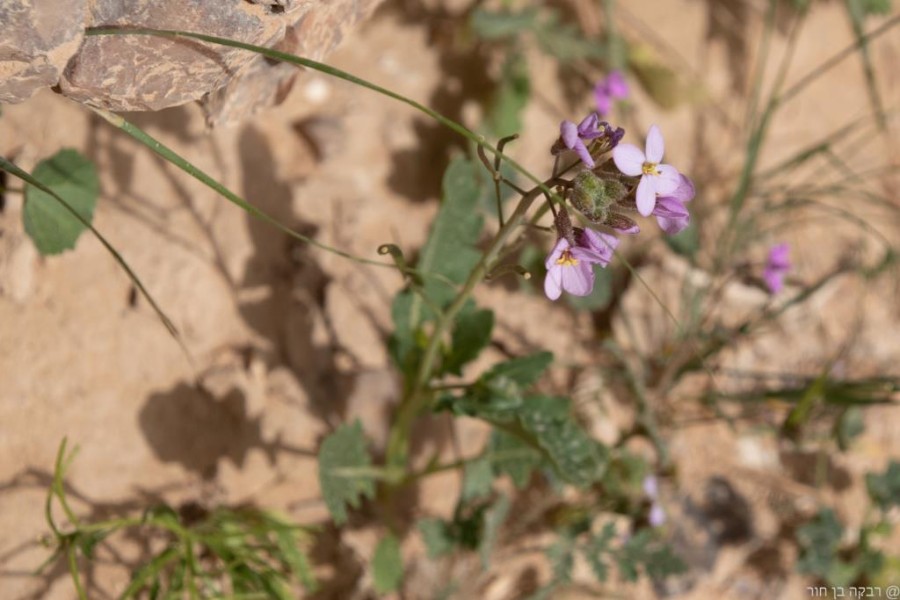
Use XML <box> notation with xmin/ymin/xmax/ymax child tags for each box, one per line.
<box><xmin>546</xmin><ymin>535</ymin><xmax>575</xmax><ymax>583</ymax></box>
<box><xmin>372</xmin><ymin>534</ymin><xmax>403</xmax><ymax>594</ymax></box>
<box><xmin>533</xmin><ymin>12</ymin><xmax>605</xmax><ymax>61</ymax></box>
<box><xmin>797</xmin><ymin>509</ymin><xmax>844</xmax><ymax>579</ymax></box>
<box><xmin>581</xmin><ymin>522</ymin><xmax>617</xmax><ymax>582</ymax></box>
<box><xmin>318</xmin><ymin>421</ymin><xmax>375</xmax><ymax>525</ymax></box>
<box><xmin>418</xmin><ymin>518</ymin><xmax>455</xmax><ymax>558</ymax></box>
<box><xmin>483</xmin><ymin>351</ymin><xmax>553</xmax><ymax>387</ymax></box>
<box><xmin>485</xmin><ymin>53</ymin><xmax>530</xmax><ymax>138</ymax></box>
<box><xmin>488</xmin><ymin>429</ymin><xmax>542</xmax><ymax>488</ymax></box>
<box><xmin>866</xmin><ymin>461</ymin><xmax>900</xmax><ymax>510</ymax></box>
<box><xmin>470</xmin><ymin>8</ymin><xmax>539</xmax><ymax>39</ymax></box>
<box><xmin>24</xmin><ymin>149</ymin><xmax>98</xmax><ymax>255</ymax></box>
<box><xmin>462</xmin><ymin>455</ymin><xmax>494</xmax><ymax>501</ymax></box>
<box><xmin>444</xmin><ymin>304</ymin><xmax>494</xmax><ymax>376</ymax></box>
<box><xmin>479</xmin><ymin>495</ymin><xmax>510</xmax><ymax>569</ymax></box>
<box><xmin>518</xmin><ymin>396</ymin><xmax>608</xmax><ymax>487</ymax></box>
<box><xmin>416</xmin><ymin>156</ymin><xmax>484</xmax><ymax>311</ymax></box>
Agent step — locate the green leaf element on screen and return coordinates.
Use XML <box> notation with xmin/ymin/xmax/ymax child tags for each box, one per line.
<box><xmin>24</xmin><ymin>149</ymin><xmax>98</xmax><ymax>255</ymax></box>
<box><xmin>581</xmin><ymin>522</ymin><xmax>616</xmax><ymax>582</ymax></box>
<box><xmin>665</xmin><ymin>220</ymin><xmax>699</xmax><ymax>259</ymax></box>
<box><xmin>488</xmin><ymin>429</ymin><xmax>542</xmax><ymax>488</ymax></box>
<box><xmin>418</xmin><ymin>518</ymin><xmax>455</xmax><ymax>558</ymax></box>
<box><xmin>372</xmin><ymin>534</ymin><xmax>404</xmax><ymax>594</ymax></box>
<box><xmin>444</xmin><ymin>304</ymin><xmax>494</xmax><ymax>376</ymax></box>
<box><xmin>866</xmin><ymin>461</ymin><xmax>900</xmax><ymax>510</ymax></box>
<box><xmin>274</xmin><ymin>525</ymin><xmax>317</xmax><ymax>591</ymax></box>
<box><xmin>462</xmin><ymin>455</ymin><xmax>494</xmax><ymax>501</ymax></box>
<box><xmin>533</xmin><ymin>12</ymin><xmax>605</xmax><ymax>61</ymax></box>
<box><xmin>485</xmin><ymin>53</ymin><xmax>531</xmax><ymax>138</ymax></box>
<box><xmin>613</xmin><ymin>530</ymin><xmax>686</xmax><ymax>582</ymax></box>
<box><xmin>470</xmin><ymin>8</ymin><xmax>539</xmax><ymax>40</ymax></box>
<box><xmin>518</xmin><ymin>396</ymin><xmax>608</xmax><ymax>487</ymax></box>
<box><xmin>796</xmin><ymin>509</ymin><xmax>844</xmax><ymax>579</ymax></box>
<box><xmin>416</xmin><ymin>156</ymin><xmax>485</xmax><ymax>311</ymax></box>
<box><xmin>479</xmin><ymin>495</ymin><xmax>510</xmax><ymax>569</ymax></box>
<box><xmin>317</xmin><ymin>421</ymin><xmax>376</xmax><ymax>525</ymax></box>
<box><xmin>860</xmin><ymin>0</ymin><xmax>891</xmax><ymax>15</ymax></box>
<box><xmin>546</xmin><ymin>534</ymin><xmax>575</xmax><ymax>583</ymax></box>
<box><xmin>566</xmin><ymin>265</ymin><xmax>613</xmax><ymax>311</ymax></box>
<box><xmin>483</xmin><ymin>351</ymin><xmax>553</xmax><ymax>388</ymax></box>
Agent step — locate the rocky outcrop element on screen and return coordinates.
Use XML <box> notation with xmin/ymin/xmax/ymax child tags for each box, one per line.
<box><xmin>0</xmin><ymin>0</ymin><xmax>87</xmax><ymax>104</ymax></box>
<box><xmin>0</xmin><ymin>0</ymin><xmax>384</xmax><ymax>123</ymax></box>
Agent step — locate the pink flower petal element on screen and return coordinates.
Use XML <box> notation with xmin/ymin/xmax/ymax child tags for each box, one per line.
<box><xmin>645</xmin><ymin>125</ymin><xmax>665</xmax><ymax>163</ymax></box>
<box><xmin>544</xmin><ymin>265</ymin><xmax>563</xmax><ymax>300</ymax></box>
<box><xmin>560</xmin><ymin>120</ymin><xmax>578</xmax><ymax>149</ymax></box>
<box><xmin>562</xmin><ymin>262</ymin><xmax>594</xmax><ymax>296</ymax></box>
<box><xmin>544</xmin><ymin>238</ymin><xmax>570</xmax><ymax>269</ymax></box>
<box><xmin>655</xmin><ymin>164</ymin><xmax>681</xmax><ymax>195</ymax></box>
<box><xmin>656</xmin><ymin>215</ymin><xmax>690</xmax><ymax>235</ymax></box>
<box><xmin>636</xmin><ymin>175</ymin><xmax>657</xmax><ymax>216</ymax></box>
<box><xmin>612</xmin><ymin>144</ymin><xmax>645</xmax><ymax>176</ymax></box>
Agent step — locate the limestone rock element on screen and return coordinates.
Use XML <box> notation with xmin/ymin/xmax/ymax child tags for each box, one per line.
<box><xmin>59</xmin><ymin>1</ymin><xmax>286</xmax><ymax>111</ymax></box>
<box><xmin>0</xmin><ymin>0</ymin><xmax>86</xmax><ymax>104</ymax></box>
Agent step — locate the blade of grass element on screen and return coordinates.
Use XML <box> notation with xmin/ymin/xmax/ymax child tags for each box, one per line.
<box><xmin>843</xmin><ymin>0</ymin><xmax>887</xmax><ymax>130</ymax></box>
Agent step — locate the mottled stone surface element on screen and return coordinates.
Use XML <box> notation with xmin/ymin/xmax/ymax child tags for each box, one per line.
<box><xmin>2</xmin><ymin>0</ymin><xmax>384</xmax><ymax>120</ymax></box>
<box><xmin>59</xmin><ymin>1</ymin><xmax>286</xmax><ymax>111</ymax></box>
<box><xmin>203</xmin><ymin>0</ymin><xmax>383</xmax><ymax>126</ymax></box>
<box><xmin>0</xmin><ymin>0</ymin><xmax>86</xmax><ymax>104</ymax></box>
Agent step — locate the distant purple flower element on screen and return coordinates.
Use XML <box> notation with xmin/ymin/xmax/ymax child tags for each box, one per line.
<box><xmin>594</xmin><ymin>70</ymin><xmax>629</xmax><ymax>115</ymax></box>
<box><xmin>612</xmin><ymin>125</ymin><xmax>681</xmax><ymax>217</ymax></box>
<box><xmin>643</xmin><ymin>475</ymin><xmax>666</xmax><ymax>527</ymax></box>
<box><xmin>763</xmin><ymin>243</ymin><xmax>791</xmax><ymax>294</ymax></box>
<box><xmin>652</xmin><ymin>174</ymin><xmax>695</xmax><ymax>234</ymax></box>
<box><xmin>544</xmin><ymin>228</ymin><xmax>618</xmax><ymax>300</ymax></box>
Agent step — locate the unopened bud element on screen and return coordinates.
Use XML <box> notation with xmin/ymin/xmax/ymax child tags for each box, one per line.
<box><xmin>570</xmin><ymin>171</ymin><xmax>627</xmax><ymax>224</ymax></box>
<box><xmin>554</xmin><ymin>205</ymin><xmax>575</xmax><ymax>245</ymax></box>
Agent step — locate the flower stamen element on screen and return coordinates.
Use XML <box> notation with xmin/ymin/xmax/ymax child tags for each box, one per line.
<box><xmin>555</xmin><ymin>250</ymin><xmax>579</xmax><ymax>267</ymax></box>
<box><xmin>642</xmin><ymin>162</ymin><xmax>660</xmax><ymax>176</ymax></box>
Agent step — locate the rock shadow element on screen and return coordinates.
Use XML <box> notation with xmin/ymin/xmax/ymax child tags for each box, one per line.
<box><xmin>139</xmin><ymin>382</ymin><xmax>272</xmax><ymax>479</ymax></box>
<box><xmin>237</xmin><ymin>124</ymin><xmax>356</xmax><ymax>427</ymax></box>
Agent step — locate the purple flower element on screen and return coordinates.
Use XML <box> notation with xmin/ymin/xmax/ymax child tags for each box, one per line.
<box><xmin>763</xmin><ymin>243</ymin><xmax>791</xmax><ymax>294</ymax></box>
<box><xmin>612</xmin><ymin>125</ymin><xmax>681</xmax><ymax>217</ymax></box>
<box><xmin>544</xmin><ymin>228</ymin><xmax>618</xmax><ymax>300</ymax></box>
<box><xmin>642</xmin><ymin>475</ymin><xmax>666</xmax><ymax>527</ymax></box>
<box><xmin>594</xmin><ymin>70</ymin><xmax>629</xmax><ymax>115</ymax></box>
<box><xmin>559</xmin><ymin>113</ymin><xmax>604</xmax><ymax>168</ymax></box>
<box><xmin>652</xmin><ymin>174</ymin><xmax>695</xmax><ymax>234</ymax></box>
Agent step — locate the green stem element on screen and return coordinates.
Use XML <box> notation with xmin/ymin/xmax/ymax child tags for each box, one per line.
<box><xmin>385</xmin><ymin>179</ymin><xmax>559</xmax><ymax>471</ymax></box>
<box><xmin>66</xmin><ymin>544</ymin><xmax>88</xmax><ymax>600</ymax></box>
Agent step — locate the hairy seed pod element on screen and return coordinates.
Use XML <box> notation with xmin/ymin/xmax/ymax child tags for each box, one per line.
<box><xmin>570</xmin><ymin>171</ymin><xmax>628</xmax><ymax>224</ymax></box>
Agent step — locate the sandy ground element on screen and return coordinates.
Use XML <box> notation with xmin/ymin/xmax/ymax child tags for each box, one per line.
<box><xmin>1</xmin><ymin>1</ymin><xmax>899</xmax><ymax>598</ymax></box>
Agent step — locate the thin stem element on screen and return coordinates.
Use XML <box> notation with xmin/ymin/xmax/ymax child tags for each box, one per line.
<box><xmin>66</xmin><ymin>544</ymin><xmax>88</xmax><ymax>600</ymax></box>
<box><xmin>385</xmin><ymin>178</ymin><xmax>563</xmax><ymax>469</ymax></box>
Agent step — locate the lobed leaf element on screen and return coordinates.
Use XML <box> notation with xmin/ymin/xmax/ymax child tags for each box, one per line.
<box><xmin>317</xmin><ymin>421</ymin><xmax>376</xmax><ymax>525</ymax></box>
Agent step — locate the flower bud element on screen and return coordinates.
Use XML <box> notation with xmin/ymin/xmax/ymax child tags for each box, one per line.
<box><xmin>570</xmin><ymin>171</ymin><xmax>628</xmax><ymax>224</ymax></box>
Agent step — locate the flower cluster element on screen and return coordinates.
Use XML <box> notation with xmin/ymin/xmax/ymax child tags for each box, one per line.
<box><xmin>545</xmin><ymin>72</ymin><xmax>694</xmax><ymax>301</ymax></box>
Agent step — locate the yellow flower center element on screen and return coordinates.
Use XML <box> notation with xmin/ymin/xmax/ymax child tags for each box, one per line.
<box><xmin>555</xmin><ymin>250</ymin><xmax>579</xmax><ymax>267</ymax></box>
<box><xmin>642</xmin><ymin>162</ymin><xmax>660</xmax><ymax>176</ymax></box>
